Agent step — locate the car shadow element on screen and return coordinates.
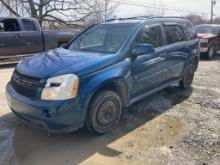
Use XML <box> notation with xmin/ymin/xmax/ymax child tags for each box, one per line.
<box><xmin>0</xmin><ymin>64</ymin><xmax>17</xmax><ymax>69</ymax></box>
<box><xmin>0</xmin><ymin>86</ymin><xmax>193</xmax><ymax>165</ymax></box>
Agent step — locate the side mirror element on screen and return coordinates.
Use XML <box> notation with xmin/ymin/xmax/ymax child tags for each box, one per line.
<box><xmin>132</xmin><ymin>44</ymin><xmax>155</xmax><ymax>56</ymax></box>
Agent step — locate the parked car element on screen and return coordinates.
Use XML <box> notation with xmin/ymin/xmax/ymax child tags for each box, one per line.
<box><xmin>195</xmin><ymin>24</ymin><xmax>220</xmax><ymax>59</ymax></box>
<box><xmin>0</xmin><ymin>17</ymin><xmax>79</xmax><ymax>58</ymax></box>
<box><xmin>6</xmin><ymin>16</ymin><xmax>200</xmax><ymax>134</ymax></box>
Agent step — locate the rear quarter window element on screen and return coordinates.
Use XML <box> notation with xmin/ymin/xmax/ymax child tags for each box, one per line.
<box><xmin>22</xmin><ymin>19</ymin><xmax>36</xmax><ymax>31</ymax></box>
<box><xmin>185</xmin><ymin>22</ymin><xmax>196</xmax><ymax>40</ymax></box>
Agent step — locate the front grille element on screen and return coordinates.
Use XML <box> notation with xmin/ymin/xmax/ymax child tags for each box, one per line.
<box><xmin>11</xmin><ymin>71</ymin><xmax>42</xmax><ymax>98</ymax></box>
<box><xmin>200</xmin><ymin>42</ymin><xmax>208</xmax><ymax>48</ymax></box>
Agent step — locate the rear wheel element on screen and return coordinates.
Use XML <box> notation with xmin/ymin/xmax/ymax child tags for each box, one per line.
<box><xmin>86</xmin><ymin>90</ymin><xmax>122</xmax><ymax>134</ymax></box>
<box><xmin>180</xmin><ymin>64</ymin><xmax>194</xmax><ymax>90</ymax></box>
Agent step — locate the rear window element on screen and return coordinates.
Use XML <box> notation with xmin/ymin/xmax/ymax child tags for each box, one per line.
<box><xmin>164</xmin><ymin>25</ymin><xmax>184</xmax><ymax>44</ymax></box>
<box><xmin>22</xmin><ymin>19</ymin><xmax>36</xmax><ymax>31</ymax></box>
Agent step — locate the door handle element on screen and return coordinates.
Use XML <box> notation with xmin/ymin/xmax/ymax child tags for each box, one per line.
<box><xmin>0</xmin><ymin>43</ymin><xmax>5</xmax><ymax>46</ymax></box>
<box><xmin>26</xmin><ymin>42</ymin><xmax>31</xmax><ymax>46</ymax></box>
<box><xmin>15</xmin><ymin>34</ymin><xmax>24</xmax><ymax>38</ymax></box>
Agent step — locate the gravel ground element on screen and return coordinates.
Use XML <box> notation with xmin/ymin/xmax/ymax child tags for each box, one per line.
<box><xmin>0</xmin><ymin>57</ymin><xmax>219</xmax><ymax>165</ymax></box>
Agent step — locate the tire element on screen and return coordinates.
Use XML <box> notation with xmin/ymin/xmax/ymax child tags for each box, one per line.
<box><xmin>86</xmin><ymin>90</ymin><xmax>122</xmax><ymax>134</ymax></box>
<box><xmin>192</xmin><ymin>57</ymin><xmax>199</xmax><ymax>72</ymax></box>
<box><xmin>180</xmin><ymin>64</ymin><xmax>194</xmax><ymax>90</ymax></box>
<box><xmin>207</xmin><ymin>45</ymin><xmax>215</xmax><ymax>60</ymax></box>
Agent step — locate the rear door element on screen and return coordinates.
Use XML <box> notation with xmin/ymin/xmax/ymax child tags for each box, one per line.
<box><xmin>160</xmin><ymin>22</ymin><xmax>189</xmax><ymax>80</ymax></box>
<box><xmin>20</xmin><ymin>19</ymin><xmax>44</xmax><ymax>54</ymax></box>
<box><xmin>0</xmin><ymin>18</ymin><xmax>25</xmax><ymax>56</ymax></box>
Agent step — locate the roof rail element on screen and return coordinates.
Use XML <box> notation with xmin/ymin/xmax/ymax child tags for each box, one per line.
<box><xmin>150</xmin><ymin>16</ymin><xmax>185</xmax><ymax>19</ymax></box>
<box><xmin>106</xmin><ymin>16</ymin><xmax>150</xmax><ymax>22</ymax></box>
<box><xmin>106</xmin><ymin>16</ymin><xmax>185</xmax><ymax>22</ymax></box>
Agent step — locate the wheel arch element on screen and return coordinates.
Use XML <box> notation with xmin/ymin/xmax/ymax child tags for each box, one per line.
<box><xmin>89</xmin><ymin>79</ymin><xmax>130</xmax><ymax>108</ymax></box>
<box><xmin>191</xmin><ymin>55</ymin><xmax>199</xmax><ymax>71</ymax></box>
<box><xmin>83</xmin><ymin>78</ymin><xmax>130</xmax><ymax>130</ymax></box>
<box><xmin>184</xmin><ymin>51</ymin><xmax>199</xmax><ymax>69</ymax></box>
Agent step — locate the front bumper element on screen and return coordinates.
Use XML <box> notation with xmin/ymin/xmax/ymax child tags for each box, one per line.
<box><xmin>6</xmin><ymin>83</ymin><xmax>85</xmax><ymax>133</ymax></box>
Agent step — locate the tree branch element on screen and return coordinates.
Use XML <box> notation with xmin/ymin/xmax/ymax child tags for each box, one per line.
<box><xmin>0</xmin><ymin>0</ymin><xmax>20</xmax><ymax>16</ymax></box>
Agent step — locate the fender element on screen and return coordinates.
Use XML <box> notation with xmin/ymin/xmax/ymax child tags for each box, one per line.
<box><xmin>79</xmin><ymin>59</ymin><xmax>132</xmax><ymax>114</ymax></box>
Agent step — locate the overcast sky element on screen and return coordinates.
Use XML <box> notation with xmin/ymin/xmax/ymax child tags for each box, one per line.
<box><xmin>114</xmin><ymin>0</ymin><xmax>220</xmax><ymax>19</ymax></box>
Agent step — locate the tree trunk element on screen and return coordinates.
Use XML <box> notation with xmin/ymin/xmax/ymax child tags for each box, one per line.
<box><xmin>27</xmin><ymin>0</ymin><xmax>38</xmax><ymax>18</ymax></box>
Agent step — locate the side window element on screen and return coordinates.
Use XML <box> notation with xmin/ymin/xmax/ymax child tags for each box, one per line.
<box><xmin>136</xmin><ymin>25</ymin><xmax>163</xmax><ymax>48</ymax></box>
<box><xmin>164</xmin><ymin>25</ymin><xmax>184</xmax><ymax>44</ymax></box>
<box><xmin>22</xmin><ymin>19</ymin><xmax>36</xmax><ymax>31</ymax></box>
<box><xmin>2</xmin><ymin>19</ymin><xmax>20</xmax><ymax>32</ymax></box>
<box><xmin>0</xmin><ymin>22</ymin><xmax>4</xmax><ymax>32</ymax></box>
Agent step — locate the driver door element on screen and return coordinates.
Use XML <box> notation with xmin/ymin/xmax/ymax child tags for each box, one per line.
<box><xmin>0</xmin><ymin>19</ymin><xmax>25</xmax><ymax>56</ymax></box>
<box><xmin>131</xmin><ymin>24</ymin><xmax>169</xmax><ymax>98</ymax></box>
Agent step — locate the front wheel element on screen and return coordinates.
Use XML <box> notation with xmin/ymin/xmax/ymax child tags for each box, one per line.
<box><xmin>207</xmin><ymin>45</ymin><xmax>215</xmax><ymax>60</ymax></box>
<box><xmin>86</xmin><ymin>90</ymin><xmax>122</xmax><ymax>134</ymax></box>
<box><xmin>179</xmin><ymin>64</ymin><xmax>195</xmax><ymax>90</ymax></box>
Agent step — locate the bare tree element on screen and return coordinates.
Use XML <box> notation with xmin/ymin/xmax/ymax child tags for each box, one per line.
<box><xmin>85</xmin><ymin>0</ymin><xmax>118</xmax><ymax>25</ymax></box>
<box><xmin>185</xmin><ymin>14</ymin><xmax>209</xmax><ymax>25</ymax></box>
<box><xmin>0</xmin><ymin>0</ymin><xmax>117</xmax><ymax>28</ymax></box>
<box><xmin>144</xmin><ymin>8</ymin><xmax>164</xmax><ymax>16</ymax></box>
<box><xmin>144</xmin><ymin>2</ymin><xmax>164</xmax><ymax>17</ymax></box>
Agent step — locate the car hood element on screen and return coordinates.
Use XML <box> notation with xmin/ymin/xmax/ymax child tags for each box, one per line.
<box><xmin>197</xmin><ymin>33</ymin><xmax>217</xmax><ymax>39</ymax></box>
<box><xmin>16</xmin><ymin>48</ymin><xmax>118</xmax><ymax>79</ymax></box>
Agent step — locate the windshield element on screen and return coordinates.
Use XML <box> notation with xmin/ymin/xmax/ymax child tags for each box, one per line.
<box><xmin>68</xmin><ymin>23</ymin><xmax>136</xmax><ymax>54</ymax></box>
<box><xmin>195</xmin><ymin>25</ymin><xmax>220</xmax><ymax>35</ymax></box>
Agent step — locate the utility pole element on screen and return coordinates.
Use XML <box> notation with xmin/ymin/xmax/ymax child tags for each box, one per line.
<box><xmin>104</xmin><ymin>0</ymin><xmax>108</xmax><ymax>21</ymax></box>
<box><xmin>211</xmin><ymin>0</ymin><xmax>216</xmax><ymax>24</ymax></box>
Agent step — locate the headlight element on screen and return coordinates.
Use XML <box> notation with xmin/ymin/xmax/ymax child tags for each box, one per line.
<box><xmin>200</xmin><ymin>38</ymin><xmax>208</xmax><ymax>43</ymax></box>
<box><xmin>41</xmin><ymin>74</ymin><xmax>79</xmax><ymax>100</ymax></box>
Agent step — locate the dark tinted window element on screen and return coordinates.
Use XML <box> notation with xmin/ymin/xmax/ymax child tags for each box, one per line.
<box><xmin>164</xmin><ymin>25</ymin><xmax>184</xmax><ymax>44</ymax></box>
<box><xmin>1</xmin><ymin>19</ymin><xmax>20</xmax><ymax>31</ymax></box>
<box><xmin>0</xmin><ymin>22</ymin><xmax>4</xmax><ymax>32</ymax></box>
<box><xmin>136</xmin><ymin>25</ymin><xmax>163</xmax><ymax>48</ymax></box>
<box><xmin>22</xmin><ymin>19</ymin><xmax>36</xmax><ymax>31</ymax></box>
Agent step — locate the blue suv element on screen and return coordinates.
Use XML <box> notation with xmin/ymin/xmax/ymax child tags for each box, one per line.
<box><xmin>6</xmin><ymin>17</ymin><xmax>199</xmax><ymax>134</ymax></box>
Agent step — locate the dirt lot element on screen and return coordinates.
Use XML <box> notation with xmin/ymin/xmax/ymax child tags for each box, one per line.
<box><xmin>0</xmin><ymin>57</ymin><xmax>220</xmax><ymax>165</ymax></box>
